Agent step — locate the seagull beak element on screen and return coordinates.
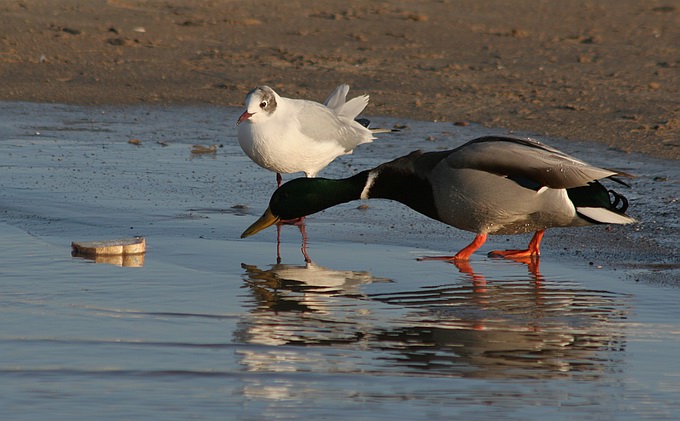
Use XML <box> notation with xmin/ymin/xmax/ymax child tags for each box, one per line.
<box><xmin>237</xmin><ymin>111</ymin><xmax>254</xmax><ymax>125</ymax></box>
<box><xmin>241</xmin><ymin>207</ymin><xmax>280</xmax><ymax>238</ymax></box>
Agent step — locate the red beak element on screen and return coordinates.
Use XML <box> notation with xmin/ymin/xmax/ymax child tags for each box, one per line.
<box><xmin>237</xmin><ymin>111</ymin><xmax>253</xmax><ymax>125</ymax></box>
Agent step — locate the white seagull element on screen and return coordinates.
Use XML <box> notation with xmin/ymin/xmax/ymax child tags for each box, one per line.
<box><xmin>237</xmin><ymin>84</ymin><xmax>385</xmax><ymax>186</ymax></box>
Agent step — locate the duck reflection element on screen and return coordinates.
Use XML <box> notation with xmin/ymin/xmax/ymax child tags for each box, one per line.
<box><xmin>235</xmin><ymin>258</ymin><xmax>628</xmax><ymax>380</ymax></box>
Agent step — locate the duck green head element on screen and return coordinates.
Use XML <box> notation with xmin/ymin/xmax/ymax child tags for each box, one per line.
<box><xmin>240</xmin><ymin>175</ymin><xmax>367</xmax><ymax>238</ymax></box>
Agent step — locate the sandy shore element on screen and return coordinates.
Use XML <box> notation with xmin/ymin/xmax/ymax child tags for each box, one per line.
<box><xmin>1</xmin><ymin>0</ymin><xmax>678</xmax><ymax>159</ymax></box>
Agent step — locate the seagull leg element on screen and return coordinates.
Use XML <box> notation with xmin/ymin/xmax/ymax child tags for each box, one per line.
<box><xmin>276</xmin><ymin>223</ymin><xmax>282</xmax><ymax>264</ymax></box>
<box><xmin>280</xmin><ymin>216</ymin><xmax>305</xmax><ymax>225</ymax></box>
<box><xmin>299</xmin><ymin>223</ymin><xmax>312</xmax><ymax>263</ymax></box>
<box><xmin>278</xmin><ymin>175</ymin><xmax>303</xmax><ymax>225</ymax></box>
<box><xmin>418</xmin><ymin>233</ymin><xmax>488</xmax><ymax>262</ymax></box>
<box><xmin>488</xmin><ymin>230</ymin><xmax>544</xmax><ymax>259</ymax></box>
<box><xmin>275</xmin><ymin>218</ymin><xmax>311</xmax><ymax>262</ymax></box>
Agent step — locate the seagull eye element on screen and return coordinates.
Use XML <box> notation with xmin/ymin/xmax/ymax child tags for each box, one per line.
<box><xmin>259</xmin><ymin>101</ymin><xmax>267</xmax><ymax>108</ymax></box>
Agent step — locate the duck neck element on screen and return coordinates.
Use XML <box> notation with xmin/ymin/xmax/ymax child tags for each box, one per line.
<box><xmin>274</xmin><ymin>174</ymin><xmax>368</xmax><ymax>220</ymax></box>
<box><xmin>357</xmin><ymin>167</ymin><xmax>439</xmax><ymax>220</ymax></box>
<box><xmin>318</xmin><ymin>173</ymin><xmax>369</xmax><ymax>207</ymax></box>
<box><xmin>277</xmin><ymin>167</ymin><xmax>439</xmax><ymax>221</ymax></box>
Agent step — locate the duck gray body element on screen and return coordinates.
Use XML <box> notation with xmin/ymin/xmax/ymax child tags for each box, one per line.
<box><xmin>242</xmin><ymin>135</ymin><xmax>635</xmax><ymax>261</ymax></box>
<box><xmin>430</xmin><ymin>160</ymin><xmax>582</xmax><ymax>235</ymax></box>
<box><xmin>366</xmin><ymin>136</ymin><xmax>630</xmax><ymax>236</ymax></box>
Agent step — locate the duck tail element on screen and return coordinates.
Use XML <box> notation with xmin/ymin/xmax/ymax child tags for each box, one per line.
<box><xmin>608</xmin><ymin>189</ymin><xmax>629</xmax><ymax>214</ymax></box>
<box><xmin>568</xmin><ymin>183</ymin><xmax>636</xmax><ymax>225</ymax></box>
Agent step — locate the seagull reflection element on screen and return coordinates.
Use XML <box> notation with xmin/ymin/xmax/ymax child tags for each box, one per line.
<box><xmin>241</xmin><ymin>260</ymin><xmax>391</xmax><ymax>313</ymax></box>
<box><xmin>235</xmin><ymin>258</ymin><xmax>629</xmax><ymax>380</ymax></box>
<box><xmin>238</xmin><ymin>259</ymin><xmax>391</xmax><ymax>354</ymax></box>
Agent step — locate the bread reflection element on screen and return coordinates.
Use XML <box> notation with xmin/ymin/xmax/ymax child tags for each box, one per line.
<box><xmin>71</xmin><ymin>251</ymin><xmax>145</xmax><ymax>267</ymax></box>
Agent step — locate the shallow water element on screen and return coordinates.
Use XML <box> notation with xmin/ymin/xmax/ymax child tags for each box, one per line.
<box><xmin>0</xmin><ymin>102</ymin><xmax>678</xmax><ymax>420</ymax></box>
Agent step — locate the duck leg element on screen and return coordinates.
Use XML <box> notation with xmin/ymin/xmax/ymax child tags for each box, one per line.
<box><xmin>488</xmin><ymin>230</ymin><xmax>544</xmax><ymax>259</ymax></box>
<box><xmin>418</xmin><ymin>233</ymin><xmax>488</xmax><ymax>261</ymax></box>
<box><xmin>276</xmin><ymin>172</ymin><xmax>283</xmax><ymax>187</ymax></box>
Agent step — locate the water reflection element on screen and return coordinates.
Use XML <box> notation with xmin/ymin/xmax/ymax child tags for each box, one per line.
<box><xmin>235</xmin><ymin>258</ymin><xmax>629</xmax><ymax>382</ymax></box>
<box><xmin>240</xmin><ymin>261</ymin><xmax>391</xmax><ymax>316</ymax></box>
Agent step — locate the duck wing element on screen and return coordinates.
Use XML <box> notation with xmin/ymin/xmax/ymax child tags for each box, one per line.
<box><xmin>446</xmin><ymin>136</ymin><xmax>632</xmax><ymax>189</ymax></box>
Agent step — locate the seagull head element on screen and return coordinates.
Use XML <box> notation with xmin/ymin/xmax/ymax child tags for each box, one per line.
<box><xmin>237</xmin><ymin>85</ymin><xmax>278</xmax><ymax>125</ymax></box>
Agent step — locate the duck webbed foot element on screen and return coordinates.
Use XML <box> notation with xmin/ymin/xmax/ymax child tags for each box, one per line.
<box><xmin>417</xmin><ymin>233</ymin><xmax>488</xmax><ymax>262</ymax></box>
<box><xmin>487</xmin><ymin>230</ymin><xmax>544</xmax><ymax>260</ymax></box>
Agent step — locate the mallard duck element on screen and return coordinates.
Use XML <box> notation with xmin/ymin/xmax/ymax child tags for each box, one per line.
<box><xmin>237</xmin><ymin>84</ymin><xmax>383</xmax><ymax>186</ymax></box>
<box><xmin>241</xmin><ymin>135</ymin><xmax>635</xmax><ymax>260</ymax></box>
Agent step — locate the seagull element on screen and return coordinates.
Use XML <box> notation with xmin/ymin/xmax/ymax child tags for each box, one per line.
<box><xmin>237</xmin><ymin>84</ymin><xmax>387</xmax><ymax>186</ymax></box>
<box><xmin>241</xmin><ymin>135</ymin><xmax>636</xmax><ymax>261</ymax></box>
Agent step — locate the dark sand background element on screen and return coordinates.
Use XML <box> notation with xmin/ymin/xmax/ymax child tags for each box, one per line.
<box><xmin>1</xmin><ymin>0</ymin><xmax>679</xmax><ymax>159</ymax></box>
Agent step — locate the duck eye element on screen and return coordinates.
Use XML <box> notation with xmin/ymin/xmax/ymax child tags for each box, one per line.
<box><xmin>259</xmin><ymin>101</ymin><xmax>267</xmax><ymax>108</ymax></box>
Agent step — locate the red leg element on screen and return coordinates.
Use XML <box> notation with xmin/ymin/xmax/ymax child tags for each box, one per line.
<box><xmin>453</xmin><ymin>260</ymin><xmax>487</xmax><ymax>285</ymax></box>
<box><xmin>281</xmin><ymin>216</ymin><xmax>305</xmax><ymax>225</ymax></box>
<box><xmin>488</xmin><ymin>230</ymin><xmax>544</xmax><ymax>259</ymax></box>
<box><xmin>275</xmin><ymin>219</ymin><xmax>311</xmax><ymax>263</ymax></box>
<box><xmin>299</xmin><ymin>223</ymin><xmax>311</xmax><ymax>263</ymax></box>
<box><xmin>276</xmin><ymin>223</ymin><xmax>282</xmax><ymax>264</ymax></box>
<box><xmin>277</xmin><ymin>173</ymin><xmax>305</xmax><ymax>224</ymax></box>
<box><xmin>418</xmin><ymin>233</ymin><xmax>488</xmax><ymax>262</ymax></box>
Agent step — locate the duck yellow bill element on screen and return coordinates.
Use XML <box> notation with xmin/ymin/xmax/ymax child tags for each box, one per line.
<box><xmin>240</xmin><ymin>207</ymin><xmax>280</xmax><ymax>238</ymax></box>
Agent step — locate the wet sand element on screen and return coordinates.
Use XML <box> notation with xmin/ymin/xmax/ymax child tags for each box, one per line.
<box><xmin>1</xmin><ymin>0</ymin><xmax>679</xmax><ymax>159</ymax></box>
